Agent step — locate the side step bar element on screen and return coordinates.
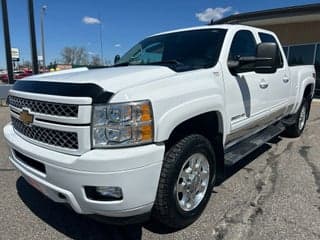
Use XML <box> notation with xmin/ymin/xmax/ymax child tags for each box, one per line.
<box><xmin>224</xmin><ymin>122</ymin><xmax>285</xmax><ymax>166</ymax></box>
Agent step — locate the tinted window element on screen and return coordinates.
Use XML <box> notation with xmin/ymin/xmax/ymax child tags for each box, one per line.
<box><xmin>315</xmin><ymin>44</ymin><xmax>320</xmax><ymax>97</ymax></box>
<box><xmin>259</xmin><ymin>33</ymin><xmax>276</xmax><ymax>43</ymax></box>
<box><xmin>140</xmin><ymin>42</ymin><xmax>164</xmax><ymax>63</ymax></box>
<box><xmin>117</xmin><ymin>29</ymin><xmax>227</xmax><ymax>72</ymax></box>
<box><xmin>229</xmin><ymin>30</ymin><xmax>256</xmax><ymax>60</ymax></box>
<box><xmin>259</xmin><ymin>32</ymin><xmax>283</xmax><ymax>68</ymax></box>
<box><xmin>288</xmin><ymin>44</ymin><xmax>315</xmax><ymax>66</ymax></box>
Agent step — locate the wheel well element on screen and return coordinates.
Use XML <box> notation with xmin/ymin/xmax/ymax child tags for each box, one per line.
<box><xmin>303</xmin><ymin>84</ymin><xmax>314</xmax><ymax>119</ymax></box>
<box><xmin>165</xmin><ymin>112</ymin><xmax>224</xmax><ymax>180</ymax></box>
<box><xmin>303</xmin><ymin>84</ymin><xmax>313</xmax><ymax>101</ymax></box>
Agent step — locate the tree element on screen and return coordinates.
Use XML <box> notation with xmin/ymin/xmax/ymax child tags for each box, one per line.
<box><xmin>19</xmin><ymin>60</ymin><xmax>32</xmax><ymax>69</ymax></box>
<box><xmin>90</xmin><ymin>55</ymin><xmax>102</xmax><ymax>66</ymax></box>
<box><xmin>60</xmin><ymin>47</ymin><xmax>88</xmax><ymax>65</ymax></box>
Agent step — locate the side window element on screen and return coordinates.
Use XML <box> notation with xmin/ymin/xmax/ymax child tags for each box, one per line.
<box><xmin>259</xmin><ymin>32</ymin><xmax>283</xmax><ymax>68</ymax></box>
<box><xmin>229</xmin><ymin>30</ymin><xmax>256</xmax><ymax>60</ymax></box>
<box><xmin>288</xmin><ymin>44</ymin><xmax>315</xmax><ymax>66</ymax></box>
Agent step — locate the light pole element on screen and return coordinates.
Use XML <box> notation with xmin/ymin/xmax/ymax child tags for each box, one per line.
<box><xmin>1</xmin><ymin>0</ymin><xmax>14</xmax><ymax>83</ymax></box>
<box><xmin>28</xmin><ymin>0</ymin><xmax>39</xmax><ymax>74</ymax></box>
<box><xmin>98</xmin><ymin>15</ymin><xmax>104</xmax><ymax>65</ymax></box>
<box><xmin>40</xmin><ymin>5</ymin><xmax>47</xmax><ymax>70</ymax></box>
<box><xmin>99</xmin><ymin>21</ymin><xmax>104</xmax><ymax>65</ymax></box>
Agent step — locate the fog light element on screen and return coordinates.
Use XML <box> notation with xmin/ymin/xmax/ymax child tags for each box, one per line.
<box><xmin>96</xmin><ymin>186</ymin><xmax>122</xmax><ymax>198</ymax></box>
<box><xmin>85</xmin><ymin>186</ymin><xmax>123</xmax><ymax>201</ymax></box>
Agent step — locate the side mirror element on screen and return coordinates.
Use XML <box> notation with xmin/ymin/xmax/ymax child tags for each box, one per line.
<box><xmin>114</xmin><ymin>55</ymin><xmax>120</xmax><ymax>64</ymax></box>
<box><xmin>227</xmin><ymin>60</ymin><xmax>240</xmax><ymax>70</ymax></box>
<box><xmin>255</xmin><ymin>42</ymin><xmax>277</xmax><ymax>74</ymax></box>
<box><xmin>227</xmin><ymin>56</ymin><xmax>256</xmax><ymax>73</ymax></box>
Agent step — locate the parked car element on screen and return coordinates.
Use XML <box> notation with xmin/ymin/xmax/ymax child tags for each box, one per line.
<box><xmin>16</xmin><ymin>70</ymin><xmax>33</xmax><ymax>79</ymax></box>
<box><xmin>4</xmin><ymin>25</ymin><xmax>316</xmax><ymax>229</ymax></box>
<box><xmin>0</xmin><ymin>70</ymin><xmax>33</xmax><ymax>83</ymax></box>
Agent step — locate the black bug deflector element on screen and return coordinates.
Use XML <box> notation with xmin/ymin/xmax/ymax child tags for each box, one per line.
<box><xmin>12</xmin><ymin>80</ymin><xmax>114</xmax><ymax>104</ymax></box>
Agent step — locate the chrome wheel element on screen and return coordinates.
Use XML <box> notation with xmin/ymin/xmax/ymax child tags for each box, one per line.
<box><xmin>176</xmin><ymin>153</ymin><xmax>210</xmax><ymax>211</ymax></box>
<box><xmin>298</xmin><ymin>104</ymin><xmax>307</xmax><ymax>130</ymax></box>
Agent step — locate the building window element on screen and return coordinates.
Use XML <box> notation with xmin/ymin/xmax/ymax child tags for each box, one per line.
<box><xmin>282</xmin><ymin>47</ymin><xmax>289</xmax><ymax>58</ymax></box>
<box><xmin>315</xmin><ymin>44</ymin><xmax>320</xmax><ymax>66</ymax></box>
<box><xmin>288</xmin><ymin>44</ymin><xmax>316</xmax><ymax>66</ymax></box>
<box><xmin>315</xmin><ymin>44</ymin><xmax>320</xmax><ymax>97</ymax></box>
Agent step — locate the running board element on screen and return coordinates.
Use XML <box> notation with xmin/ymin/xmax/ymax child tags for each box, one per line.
<box><xmin>224</xmin><ymin>122</ymin><xmax>285</xmax><ymax>166</ymax></box>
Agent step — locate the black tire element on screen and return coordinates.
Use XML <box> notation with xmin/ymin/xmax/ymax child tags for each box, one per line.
<box><xmin>285</xmin><ymin>98</ymin><xmax>308</xmax><ymax>137</ymax></box>
<box><xmin>152</xmin><ymin>134</ymin><xmax>216</xmax><ymax>229</ymax></box>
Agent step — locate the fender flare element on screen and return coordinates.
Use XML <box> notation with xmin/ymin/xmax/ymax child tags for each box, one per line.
<box><xmin>294</xmin><ymin>77</ymin><xmax>315</xmax><ymax>113</ymax></box>
<box><xmin>155</xmin><ymin>95</ymin><xmax>225</xmax><ymax>142</ymax></box>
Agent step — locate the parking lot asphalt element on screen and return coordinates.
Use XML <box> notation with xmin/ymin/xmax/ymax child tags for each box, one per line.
<box><xmin>1</xmin><ymin>102</ymin><xmax>320</xmax><ymax>240</ymax></box>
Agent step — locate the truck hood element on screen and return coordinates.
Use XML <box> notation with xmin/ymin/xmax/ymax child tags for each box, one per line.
<box><xmin>24</xmin><ymin>66</ymin><xmax>177</xmax><ymax>93</ymax></box>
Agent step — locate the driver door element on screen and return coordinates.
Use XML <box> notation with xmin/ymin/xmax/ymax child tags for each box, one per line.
<box><xmin>224</xmin><ymin>30</ymin><xmax>271</xmax><ymax>144</ymax></box>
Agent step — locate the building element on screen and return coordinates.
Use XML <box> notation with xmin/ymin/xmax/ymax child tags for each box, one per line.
<box><xmin>215</xmin><ymin>3</ymin><xmax>320</xmax><ymax>98</ymax></box>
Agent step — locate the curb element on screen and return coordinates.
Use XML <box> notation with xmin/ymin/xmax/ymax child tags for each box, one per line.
<box><xmin>313</xmin><ymin>99</ymin><xmax>320</xmax><ymax>104</ymax></box>
<box><xmin>0</xmin><ymin>99</ymin><xmax>8</xmax><ymax>107</ymax></box>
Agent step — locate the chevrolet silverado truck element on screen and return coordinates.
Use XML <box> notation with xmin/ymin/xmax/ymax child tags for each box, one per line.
<box><xmin>3</xmin><ymin>25</ymin><xmax>316</xmax><ymax>229</ymax></box>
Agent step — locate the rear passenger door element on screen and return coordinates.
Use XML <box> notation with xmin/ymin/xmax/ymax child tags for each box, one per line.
<box><xmin>258</xmin><ymin>32</ymin><xmax>290</xmax><ymax>116</ymax></box>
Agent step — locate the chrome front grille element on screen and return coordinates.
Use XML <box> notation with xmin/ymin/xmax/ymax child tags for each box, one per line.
<box><xmin>8</xmin><ymin>95</ymin><xmax>78</xmax><ymax>117</ymax></box>
<box><xmin>12</xmin><ymin>117</ymin><xmax>79</xmax><ymax>149</ymax></box>
<box><xmin>8</xmin><ymin>91</ymin><xmax>92</xmax><ymax>155</ymax></box>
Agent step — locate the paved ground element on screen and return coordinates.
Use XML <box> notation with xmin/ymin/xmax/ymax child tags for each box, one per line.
<box><xmin>0</xmin><ymin>103</ymin><xmax>320</xmax><ymax>240</ymax></box>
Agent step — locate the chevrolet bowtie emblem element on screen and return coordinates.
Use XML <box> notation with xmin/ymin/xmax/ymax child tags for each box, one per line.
<box><xmin>20</xmin><ymin>109</ymin><xmax>34</xmax><ymax>125</ymax></box>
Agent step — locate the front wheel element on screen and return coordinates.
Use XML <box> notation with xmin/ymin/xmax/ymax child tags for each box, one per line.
<box><xmin>152</xmin><ymin>134</ymin><xmax>216</xmax><ymax>229</ymax></box>
<box><xmin>284</xmin><ymin>98</ymin><xmax>308</xmax><ymax>137</ymax></box>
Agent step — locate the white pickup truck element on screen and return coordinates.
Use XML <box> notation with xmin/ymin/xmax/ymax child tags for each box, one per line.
<box><xmin>4</xmin><ymin>25</ymin><xmax>316</xmax><ymax>229</ymax></box>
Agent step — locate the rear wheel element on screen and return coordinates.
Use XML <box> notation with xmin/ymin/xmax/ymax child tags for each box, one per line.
<box><xmin>285</xmin><ymin>98</ymin><xmax>308</xmax><ymax>137</ymax></box>
<box><xmin>152</xmin><ymin>134</ymin><xmax>216</xmax><ymax>229</ymax></box>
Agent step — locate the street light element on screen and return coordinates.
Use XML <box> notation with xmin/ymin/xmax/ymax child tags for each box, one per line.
<box><xmin>40</xmin><ymin>5</ymin><xmax>47</xmax><ymax>70</ymax></box>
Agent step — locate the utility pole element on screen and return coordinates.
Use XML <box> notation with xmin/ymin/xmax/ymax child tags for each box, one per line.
<box><xmin>40</xmin><ymin>5</ymin><xmax>47</xmax><ymax>70</ymax></box>
<box><xmin>28</xmin><ymin>0</ymin><xmax>39</xmax><ymax>74</ymax></box>
<box><xmin>98</xmin><ymin>15</ymin><xmax>104</xmax><ymax>65</ymax></box>
<box><xmin>1</xmin><ymin>0</ymin><xmax>14</xmax><ymax>84</ymax></box>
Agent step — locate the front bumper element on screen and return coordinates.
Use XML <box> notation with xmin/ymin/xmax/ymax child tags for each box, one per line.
<box><xmin>4</xmin><ymin>123</ymin><xmax>165</xmax><ymax>218</ymax></box>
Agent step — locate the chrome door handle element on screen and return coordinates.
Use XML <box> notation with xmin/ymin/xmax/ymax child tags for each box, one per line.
<box><xmin>259</xmin><ymin>82</ymin><xmax>269</xmax><ymax>89</ymax></box>
<box><xmin>283</xmin><ymin>77</ymin><xmax>289</xmax><ymax>83</ymax></box>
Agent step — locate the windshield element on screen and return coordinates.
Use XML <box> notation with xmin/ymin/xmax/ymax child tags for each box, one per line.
<box><xmin>116</xmin><ymin>29</ymin><xmax>227</xmax><ymax>72</ymax></box>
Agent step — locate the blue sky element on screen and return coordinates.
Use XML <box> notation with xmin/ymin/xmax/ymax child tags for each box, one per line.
<box><xmin>0</xmin><ymin>0</ymin><xmax>319</xmax><ymax>68</ymax></box>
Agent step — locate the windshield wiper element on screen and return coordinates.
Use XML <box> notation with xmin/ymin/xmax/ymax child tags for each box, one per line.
<box><xmin>113</xmin><ymin>59</ymin><xmax>183</xmax><ymax>68</ymax></box>
<box><xmin>145</xmin><ymin>59</ymin><xmax>183</xmax><ymax>66</ymax></box>
<box><xmin>145</xmin><ymin>60</ymin><xmax>201</xmax><ymax>72</ymax></box>
<box><xmin>113</xmin><ymin>59</ymin><xmax>197</xmax><ymax>72</ymax></box>
<box><xmin>113</xmin><ymin>62</ymin><xmax>130</xmax><ymax>67</ymax></box>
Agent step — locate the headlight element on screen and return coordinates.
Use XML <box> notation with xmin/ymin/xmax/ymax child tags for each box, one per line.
<box><xmin>92</xmin><ymin>100</ymin><xmax>154</xmax><ymax>148</ymax></box>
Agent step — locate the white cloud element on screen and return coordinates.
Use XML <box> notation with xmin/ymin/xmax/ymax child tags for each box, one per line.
<box><xmin>114</xmin><ymin>44</ymin><xmax>121</xmax><ymax>48</ymax></box>
<box><xmin>196</xmin><ymin>7</ymin><xmax>232</xmax><ymax>23</ymax></box>
<box><xmin>82</xmin><ymin>16</ymin><xmax>101</xmax><ymax>24</ymax></box>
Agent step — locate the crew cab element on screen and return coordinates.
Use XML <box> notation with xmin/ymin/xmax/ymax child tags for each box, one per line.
<box><xmin>3</xmin><ymin>25</ymin><xmax>316</xmax><ymax>229</ymax></box>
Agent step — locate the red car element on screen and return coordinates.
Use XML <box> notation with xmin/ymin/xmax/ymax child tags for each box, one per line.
<box><xmin>0</xmin><ymin>70</ymin><xmax>33</xmax><ymax>83</ymax></box>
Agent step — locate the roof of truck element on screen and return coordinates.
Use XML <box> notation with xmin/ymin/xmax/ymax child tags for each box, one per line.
<box><xmin>150</xmin><ymin>24</ymin><xmax>265</xmax><ymax>37</ymax></box>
